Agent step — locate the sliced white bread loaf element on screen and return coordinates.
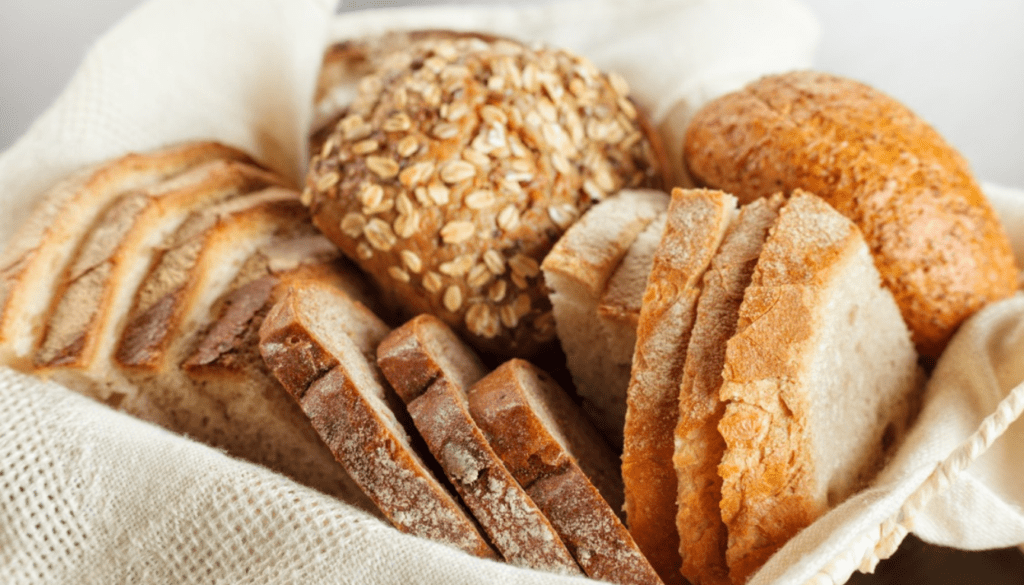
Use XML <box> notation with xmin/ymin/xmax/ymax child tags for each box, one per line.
<box><xmin>541</xmin><ymin>189</ymin><xmax>669</xmax><ymax>442</ymax></box>
<box><xmin>377</xmin><ymin>314</ymin><xmax>581</xmax><ymax>574</ymax></box>
<box><xmin>673</xmin><ymin>194</ymin><xmax>785</xmax><ymax>585</ymax></box>
<box><xmin>622</xmin><ymin>188</ymin><xmax>736</xmax><ymax>585</ymax></box>
<box><xmin>467</xmin><ymin>359</ymin><xmax>661</xmax><ymax>585</ymax></box>
<box><xmin>717</xmin><ymin>190</ymin><xmax>922</xmax><ymax>583</ymax></box>
<box><xmin>0</xmin><ymin>142</ymin><xmax>254</xmax><ymax>365</ymax></box>
<box><xmin>258</xmin><ymin>282</ymin><xmax>496</xmax><ymax>558</ymax></box>
<box><xmin>596</xmin><ymin>210</ymin><xmax>668</xmax><ymax>434</ymax></box>
<box><xmin>34</xmin><ymin>159</ymin><xmax>285</xmax><ymax>374</ymax></box>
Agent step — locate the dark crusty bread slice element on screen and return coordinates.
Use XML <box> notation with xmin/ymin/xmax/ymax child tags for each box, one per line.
<box><xmin>34</xmin><ymin>158</ymin><xmax>286</xmax><ymax>373</ymax></box>
<box><xmin>673</xmin><ymin>194</ymin><xmax>784</xmax><ymax>585</ymax></box>
<box><xmin>717</xmin><ymin>190</ymin><xmax>922</xmax><ymax>583</ymax></box>
<box><xmin>0</xmin><ymin>142</ymin><xmax>254</xmax><ymax>365</ymax></box>
<box><xmin>621</xmin><ymin>188</ymin><xmax>736</xmax><ymax>585</ymax></box>
<box><xmin>258</xmin><ymin>282</ymin><xmax>495</xmax><ymax>558</ymax></box>
<box><xmin>377</xmin><ymin>314</ymin><xmax>581</xmax><ymax>574</ymax></box>
<box><xmin>541</xmin><ymin>189</ymin><xmax>669</xmax><ymax>443</ymax></box>
<box><xmin>468</xmin><ymin>359</ymin><xmax>661</xmax><ymax>585</ymax></box>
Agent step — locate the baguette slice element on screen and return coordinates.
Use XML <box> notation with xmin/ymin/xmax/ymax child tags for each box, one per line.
<box><xmin>718</xmin><ymin>190</ymin><xmax>922</xmax><ymax>583</ymax></box>
<box><xmin>468</xmin><ymin>359</ymin><xmax>661</xmax><ymax>585</ymax></box>
<box><xmin>34</xmin><ymin>159</ymin><xmax>285</xmax><ymax>373</ymax></box>
<box><xmin>673</xmin><ymin>194</ymin><xmax>785</xmax><ymax>585</ymax></box>
<box><xmin>0</xmin><ymin>142</ymin><xmax>254</xmax><ymax>365</ymax></box>
<box><xmin>542</xmin><ymin>189</ymin><xmax>669</xmax><ymax>442</ymax></box>
<box><xmin>258</xmin><ymin>282</ymin><xmax>496</xmax><ymax>558</ymax></box>
<box><xmin>377</xmin><ymin>314</ymin><xmax>581</xmax><ymax>574</ymax></box>
<box><xmin>622</xmin><ymin>188</ymin><xmax>736</xmax><ymax>585</ymax></box>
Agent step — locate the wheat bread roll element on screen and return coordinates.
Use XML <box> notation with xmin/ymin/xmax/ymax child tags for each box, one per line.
<box><xmin>0</xmin><ymin>142</ymin><xmax>254</xmax><ymax>365</ymax></box>
<box><xmin>468</xmin><ymin>359</ymin><xmax>662</xmax><ymax>585</ymax></box>
<box><xmin>541</xmin><ymin>189</ymin><xmax>670</xmax><ymax>442</ymax></box>
<box><xmin>717</xmin><ymin>191</ymin><xmax>922</xmax><ymax>583</ymax></box>
<box><xmin>621</xmin><ymin>188</ymin><xmax>736</xmax><ymax>585</ymax></box>
<box><xmin>683</xmin><ymin>70</ymin><xmax>1018</xmax><ymax>358</ymax></box>
<box><xmin>377</xmin><ymin>314</ymin><xmax>581</xmax><ymax>574</ymax></box>
<box><xmin>672</xmin><ymin>194</ymin><xmax>784</xmax><ymax>585</ymax></box>
<box><xmin>258</xmin><ymin>282</ymin><xmax>495</xmax><ymax>558</ymax></box>
<box><xmin>305</xmin><ymin>33</ymin><xmax>666</xmax><ymax>358</ymax></box>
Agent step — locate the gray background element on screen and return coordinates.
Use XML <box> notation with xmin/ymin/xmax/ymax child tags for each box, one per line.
<box><xmin>1</xmin><ymin>0</ymin><xmax>1022</xmax><ymax>188</ymax></box>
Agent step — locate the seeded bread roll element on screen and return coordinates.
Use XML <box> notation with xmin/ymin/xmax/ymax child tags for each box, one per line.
<box><xmin>683</xmin><ymin>70</ymin><xmax>1018</xmax><ymax>358</ymax></box>
<box><xmin>306</xmin><ymin>33</ymin><xmax>666</xmax><ymax>357</ymax></box>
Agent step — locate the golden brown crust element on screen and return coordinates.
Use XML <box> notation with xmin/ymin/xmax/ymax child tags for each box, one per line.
<box><xmin>306</xmin><ymin>33</ymin><xmax>665</xmax><ymax>358</ymax></box>
<box><xmin>468</xmin><ymin>359</ymin><xmax>661</xmax><ymax>585</ymax></box>
<box><xmin>621</xmin><ymin>188</ymin><xmax>736</xmax><ymax>585</ymax></box>
<box><xmin>673</xmin><ymin>194</ymin><xmax>784</xmax><ymax>585</ymax></box>
<box><xmin>683</xmin><ymin>70</ymin><xmax>1018</xmax><ymax>358</ymax></box>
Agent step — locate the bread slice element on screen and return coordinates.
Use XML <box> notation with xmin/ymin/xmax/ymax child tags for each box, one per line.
<box><xmin>673</xmin><ymin>194</ymin><xmax>785</xmax><ymax>585</ymax></box>
<box><xmin>717</xmin><ymin>190</ymin><xmax>922</xmax><ymax>583</ymax></box>
<box><xmin>258</xmin><ymin>282</ymin><xmax>496</xmax><ymax>558</ymax></box>
<box><xmin>594</xmin><ymin>210</ymin><xmax>669</xmax><ymax>436</ymax></box>
<box><xmin>468</xmin><ymin>359</ymin><xmax>661</xmax><ymax>585</ymax></box>
<box><xmin>377</xmin><ymin>314</ymin><xmax>581</xmax><ymax>574</ymax></box>
<box><xmin>541</xmin><ymin>189</ymin><xmax>669</xmax><ymax>442</ymax></box>
<box><xmin>621</xmin><ymin>188</ymin><xmax>736</xmax><ymax>585</ymax></box>
<box><xmin>33</xmin><ymin>159</ymin><xmax>285</xmax><ymax>373</ymax></box>
<box><xmin>0</xmin><ymin>142</ymin><xmax>254</xmax><ymax>366</ymax></box>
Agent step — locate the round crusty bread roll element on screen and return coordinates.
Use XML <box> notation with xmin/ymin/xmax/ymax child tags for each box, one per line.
<box><xmin>305</xmin><ymin>33</ymin><xmax>666</xmax><ymax>357</ymax></box>
<box><xmin>683</xmin><ymin>70</ymin><xmax>1018</xmax><ymax>359</ymax></box>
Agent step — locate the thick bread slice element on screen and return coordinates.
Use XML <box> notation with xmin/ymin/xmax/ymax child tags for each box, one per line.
<box><xmin>542</xmin><ymin>189</ymin><xmax>669</xmax><ymax>443</ymax></box>
<box><xmin>468</xmin><ymin>359</ymin><xmax>661</xmax><ymax>585</ymax></box>
<box><xmin>377</xmin><ymin>315</ymin><xmax>581</xmax><ymax>574</ymax></box>
<box><xmin>673</xmin><ymin>194</ymin><xmax>784</xmax><ymax>585</ymax></box>
<box><xmin>34</xmin><ymin>159</ymin><xmax>285</xmax><ymax>373</ymax></box>
<box><xmin>258</xmin><ymin>283</ymin><xmax>496</xmax><ymax>558</ymax></box>
<box><xmin>594</xmin><ymin>211</ymin><xmax>668</xmax><ymax>437</ymax></box>
<box><xmin>621</xmin><ymin>188</ymin><xmax>736</xmax><ymax>585</ymax></box>
<box><xmin>175</xmin><ymin>261</ymin><xmax>377</xmax><ymax>512</ymax></box>
<box><xmin>0</xmin><ymin>142</ymin><xmax>254</xmax><ymax>365</ymax></box>
<box><xmin>717</xmin><ymin>191</ymin><xmax>922</xmax><ymax>584</ymax></box>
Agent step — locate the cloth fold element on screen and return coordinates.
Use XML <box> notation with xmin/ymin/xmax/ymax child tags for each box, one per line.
<box><xmin>2</xmin><ymin>0</ymin><xmax>1023</xmax><ymax>583</ymax></box>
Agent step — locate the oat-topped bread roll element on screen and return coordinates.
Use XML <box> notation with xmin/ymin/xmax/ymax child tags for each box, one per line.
<box><xmin>305</xmin><ymin>33</ymin><xmax>667</xmax><ymax>356</ymax></box>
<box><xmin>683</xmin><ymin>71</ymin><xmax>1018</xmax><ymax>358</ymax></box>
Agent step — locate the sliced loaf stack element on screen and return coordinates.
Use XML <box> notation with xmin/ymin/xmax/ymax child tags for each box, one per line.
<box><xmin>547</xmin><ymin>187</ymin><xmax>923</xmax><ymax>585</ymax></box>
<box><xmin>0</xmin><ymin>142</ymin><xmax>379</xmax><ymax>510</ymax></box>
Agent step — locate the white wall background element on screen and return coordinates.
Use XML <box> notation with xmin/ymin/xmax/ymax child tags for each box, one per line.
<box><xmin>1</xmin><ymin>0</ymin><xmax>1022</xmax><ymax>187</ymax></box>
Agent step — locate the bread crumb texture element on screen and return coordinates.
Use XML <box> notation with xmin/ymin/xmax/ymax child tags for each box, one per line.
<box><xmin>306</xmin><ymin>34</ymin><xmax>664</xmax><ymax>356</ymax></box>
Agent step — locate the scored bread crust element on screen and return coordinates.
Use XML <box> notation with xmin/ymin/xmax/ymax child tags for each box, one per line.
<box><xmin>0</xmin><ymin>141</ymin><xmax>255</xmax><ymax>365</ymax></box>
<box><xmin>34</xmin><ymin>159</ymin><xmax>286</xmax><ymax>372</ymax></box>
<box><xmin>468</xmin><ymin>359</ymin><xmax>661</xmax><ymax>585</ymax></box>
<box><xmin>259</xmin><ymin>283</ymin><xmax>495</xmax><ymax>558</ymax></box>
<box><xmin>377</xmin><ymin>314</ymin><xmax>581</xmax><ymax>574</ymax></box>
<box><xmin>717</xmin><ymin>191</ymin><xmax>921</xmax><ymax>583</ymax></box>
<box><xmin>621</xmin><ymin>188</ymin><xmax>736</xmax><ymax>585</ymax></box>
<box><xmin>673</xmin><ymin>194</ymin><xmax>784</xmax><ymax>585</ymax></box>
<box><xmin>683</xmin><ymin>71</ymin><xmax>1018</xmax><ymax>358</ymax></box>
<box><xmin>541</xmin><ymin>189</ymin><xmax>670</xmax><ymax>442</ymax></box>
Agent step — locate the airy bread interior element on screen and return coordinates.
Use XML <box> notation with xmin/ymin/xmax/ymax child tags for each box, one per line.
<box><xmin>717</xmin><ymin>191</ymin><xmax>922</xmax><ymax>583</ymax></box>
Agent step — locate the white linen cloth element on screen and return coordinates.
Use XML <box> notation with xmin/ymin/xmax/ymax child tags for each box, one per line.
<box><xmin>1</xmin><ymin>0</ymin><xmax>1023</xmax><ymax>583</ymax></box>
